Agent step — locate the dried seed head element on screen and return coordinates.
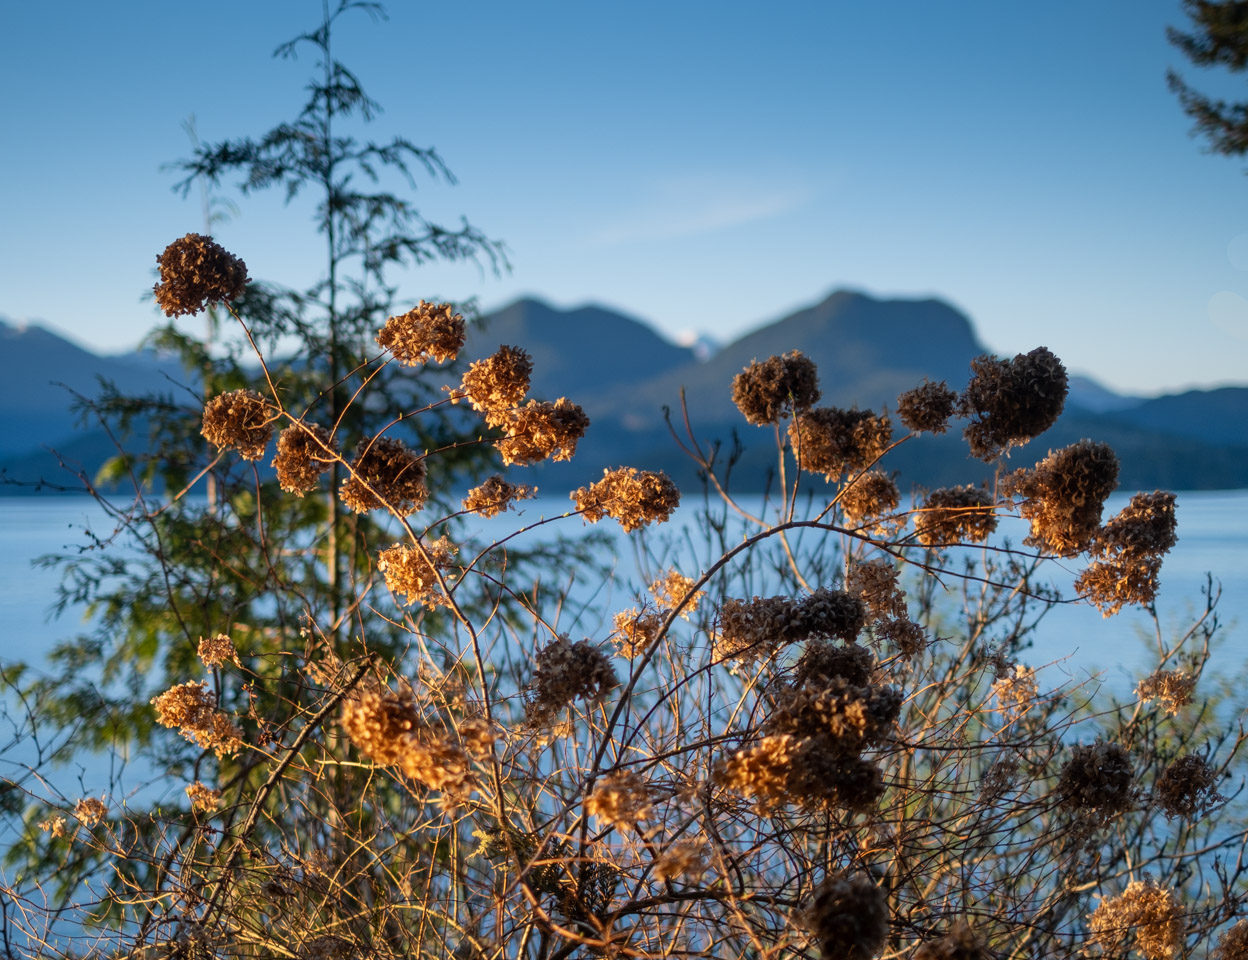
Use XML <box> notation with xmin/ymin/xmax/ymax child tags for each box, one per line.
<box><xmin>876</xmin><ymin>617</ymin><xmax>928</xmax><ymax>658</ymax></box>
<box><xmin>39</xmin><ymin>816</ymin><xmax>67</xmax><ymax>838</ymax></box>
<box><xmin>913</xmin><ymin>922</ymin><xmax>989</xmax><ymax>960</ymax></box>
<box><xmin>1057</xmin><ymin>740</ymin><xmax>1133</xmax><ymax>817</ymax></box>
<box><xmin>497</xmin><ymin>398</ymin><xmax>589</xmax><ymax>466</ymax></box>
<box><xmin>273</xmin><ymin>422</ymin><xmax>337</xmax><ymax>496</ymax></box>
<box><xmin>525</xmin><ymin>636</ymin><xmax>618</xmax><ymax>727</ymax></box>
<box><xmin>186</xmin><ymin>782</ymin><xmax>222</xmax><ymax>813</ymax></box>
<box><xmin>839</xmin><ymin>471</ymin><xmax>900</xmax><ymax>531</ymax></box>
<box><xmin>197</xmin><ymin>634</ymin><xmax>239</xmax><ymax>669</ymax></box>
<box><xmin>341</xmin><ymin>685</ymin><xmax>422</xmax><ymax>767</ymax></box>
<box><xmin>376</xmin><ymin>301</ymin><xmax>464</xmax><ymax>366</ymax></box>
<box><xmin>789</xmin><ymin>407</ymin><xmax>892</xmax><ymax>479</ymax></box>
<box><xmin>1214</xmin><ymin>920</ymin><xmax>1248</xmax><ymax>960</ymax></box>
<box><xmin>462</xmin><ymin>475</ymin><xmax>536</xmax><ymax>517</ymax></box>
<box><xmin>992</xmin><ymin>665</ymin><xmax>1038</xmax><ymax>720</ymax></box>
<box><xmin>460</xmin><ymin>345</ymin><xmax>533</xmax><ymax>424</ymax></box>
<box><xmin>916</xmin><ymin>486</ymin><xmax>998</xmax><ymax>546</ymax></box>
<box><xmin>1136</xmin><ymin>670</ymin><xmax>1196</xmax><ymax>716</ymax></box>
<box><xmin>714</xmin><ymin>590</ymin><xmax>866</xmax><ymax>663</ymax></box>
<box><xmin>792</xmin><ymin>641</ymin><xmax>876</xmax><ymax>689</ymax></box>
<box><xmin>766</xmin><ymin>676</ymin><xmax>902</xmax><ymax>751</ymax></box>
<box><xmin>1004</xmin><ymin>440</ymin><xmax>1120</xmax><ymax>556</ymax></box>
<box><xmin>648</xmin><ymin>569</ymin><xmax>704</xmax><ymax>618</ymax></box>
<box><xmin>897</xmin><ymin>379</ymin><xmax>958</xmax><ymax>435</ymax></box>
<box><xmin>73</xmin><ymin>797</ymin><xmax>107</xmax><ymax>827</ymax></box>
<box><xmin>1155</xmin><ymin>754</ymin><xmax>1224</xmax><ymax>820</ymax></box>
<box><xmin>154</xmin><ymin>233</ymin><xmax>248</xmax><ymax>317</ymax></box>
<box><xmin>1075</xmin><ymin>556</ymin><xmax>1163</xmax><ymax>617</ymax></box>
<box><xmin>1088</xmin><ymin>878</ymin><xmax>1181</xmax><ymax>960</ymax></box>
<box><xmin>653</xmin><ymin>839</ymin><xmax>709</xmax><ymax>883</ymax></box>
<box><xmin>732</xmin><ymin>351</ymin><xmax>821</xmax><ymax>425</ymax></box>
<box><xmin>612</xmin><ymin>608</ymin><xmax>664</xmax><ymax>658</ymax></box>
<box><xmin>846</xmin><ymin>559</ymin><xmax>907</xmax><ymax>622</ymax></box>
<box><xmin>804</xmin><ymin>874</ymin><xmax>889</xmax><ymax>960</ymax></box>
<box><xmin>150</xmin><ymin>681</ymin><xmax>243</xmax><ymax>758</ymax></box>
<box><xmin>201</xmin><ymin>389</ymin><xmax>274</xmax><ymax>461</ymax></box>
<box><xmin>339</xmin><ymin>436</ymin><xmax>428</xmax><ymax>515</ymax></box>
<box><xmin>572</xmin><ymin>466</ymin><xmax>680</xmax><ymax>532</ymax></box>
<box><xmin>1078</xmin><ymin>492</ymin><xmax>1179</xmax><ymax>615</ymax></box>
<box><xmin>959</xmin><ymin>346</ymin><xmax>1068</xmax><ymax>460</ymax></box>
<box><xmin>378</xmin><ymin>537</ymin><xmax>457</xmax><ymax>608</ymax></box>
<box><xmin>586</xmin><ymin>770</ymin><xmax>653</xmax><ymax>829</ymax></box>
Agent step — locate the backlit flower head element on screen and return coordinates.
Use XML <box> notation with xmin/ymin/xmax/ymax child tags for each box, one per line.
<box><xmin>839</xmin><ymin>471</ymin><xmax>900</xmax><ymax>530</ymax></box>
<box><xmin>154</xmin><ymin>233</ymin><xmax>248</xmax><ymax>317</ymax></box>
<box><xmin>525</xmin><ymin>636</ymin><xmax>618</xmax><ymax>727</ymax></box>
<box><xmin>586</xmin><ymin>770</ymin><xmax>653</xmax><ymax>829</ymax></box>
<box><xmin>376</xmin><ymin>301</ymin><xmax>464</xmax><ymax>366</ymax></box>
<box><xmin>151</xmin><ymin>681</ymin><xmax>243</xmax><ymax>758</ymax></box>
<box><xmin>915</xmin><ymin>486</ymin><xmax>998</xmax><ymax>546</ymax></box>
<box><xmin>378</xmin><ymin>537</ymin><xmax>457</xmax><ymax>608</ymax></box>
<box><xmin>273</xmin><ymin>421</ymin><xmax>337</xmax><ymax>496</ymax></box>
<box><xmin>186</xmin><ymin>781</ymin><xmax>222</xmax><ymax>813</ymax></box>
<box><xmin>74</xmin><ymin>797</ymin><xmax>107</xmax><ymax>827</ymax></box>
<box><xmin>497</xmin><ymin>398</ymin><xmax>589</xmax><ymax>466</ymax></box>
<box><xmin>732</xmin><ymin>351</ymin><xmax>821</xmax><ymax>425</ymax></box>
<box><xmin>1088</xmin><ymin>878</ymin><xmax>1181</xmax><ymax>960</ymax></box>
<box><xmin>897</xmin><ymin>379</ymin><xmax>958</xmax><ymax>435</ymax></box>
<box><xmin>460</xmin><ymin>345</ymin><xmax>533</xmax><ymax>425</ymax></box>
<box><xmin>648</xmin><ymin>568</ymin><xmax>704</xmax><ymax>618</ymax></box>
<box><xmin>201</xmin><ymin>389</ymin><xmax>274</xmax><ymax>461</ymax></box>
<box><xmin>789</xmin><ymin>407</ymin><xmax>892</xmax><ymax>479</ymax></box>
<box><xmin>1155</xmin><ymin>754</ymin><xmax>1223</xmax><ymax>820</ymax></box>
<box><xmin>803</xmin><ymin>874</ymin><xmax>889</xmax><ymax>960</ymax></box>
<box><xmin>1057</xmin><ymin>740</ymin><xmax>1133</xmax><ymax>817</ymax></box>
<box><xmin>572</xmin><ymin>466</ymin><xmax>680</xmax><ymax>532</ymax></box>
<box><xmin>197</xmin><ymin>634</ymin><xmax>239</xmax><ymax>669</ymax></box>
<box><xmin>958</xmin><ymin>346</ymin><xmax>1067</xmax><ymax>460</ymax></box>
<box><xmin>461</xmin><ymin>475</ymin><xmax>536</xmax><ymax>517</ymax></box>
<box><xmin>1004</xmin><ymin>440</ymin><xmax>1120</xmax><ymax>556</ymax></box>
<box><xmin>339</xmin><ymin>436</ymin><xmax>428</xmax><ymax>515</ymax></box>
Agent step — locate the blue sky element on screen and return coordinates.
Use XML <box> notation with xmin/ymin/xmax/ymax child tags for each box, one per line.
<box><xmin>2</xmin><ymin>0</ymin><xmax>1247</xmax><ymax>396</ymax></box>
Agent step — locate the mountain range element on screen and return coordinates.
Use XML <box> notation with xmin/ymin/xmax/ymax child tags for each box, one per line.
<box><xmin>3</xmin><ymin>290</ymin><xmax>1247</xmax><ymax>494</ymax></box>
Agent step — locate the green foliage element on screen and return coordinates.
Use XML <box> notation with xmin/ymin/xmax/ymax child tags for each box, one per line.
<box><xmin>1169</xmin><ymin>0</ymin><xmax>1248</xmax><ymax>158</ymax></box>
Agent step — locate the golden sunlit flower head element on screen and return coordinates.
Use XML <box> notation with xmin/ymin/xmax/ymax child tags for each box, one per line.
<box><xmin>915</xmin><ymin>485</ymin><xmax>998</xmax><ymax>547</ymax></box>
<box><xmin>186</xmin><ymin>781</ymin><xmax>222</xmax><ymax>813</ymax></box>
<box><xmin>571</xmin><ymin>466</ymin><xmax>680</xmax><ymax>532</ymax></box>
<box><xmin>273</xmin><ymin>421</ymin><xmax>337</xmax><ymax>496</ymax></box>
<box><xmin>460</xmin><ymin>344</ymin><xmax>533</xmax><ymax>425</ymax></box>
<box><xmin>897</xmin><ymin>379</ymin><xmax>959</xmax><ymax>435</ymax></box>
<box><xmin>1004</xmin><ymin>439</ymin><xmax>1120</xmax><ymax>556</ymax></box>
<box><xmin>497</xmin><ymin>398</ymin><xmax>589</xmax><ymax>465</ymax></box>
<box><xmin>1089</xmin><ymin>878</ymin><xmax>1181</xmax><ymax>960</ymax></box>
<box><xmin>376</xmin><ymin>301</ymin><xmax>465</xmax><ymax>366</ymax></box>
<box><xmin>73</xmin><ymin>797</ymin><xmax>107</xmax><ymax>827</ymax></box>
<box><xmin>339</xmin><ymin>436</ymin><xmax>428</xmax><ymax>515</ymax></box>
<box><xmin>461</xmin><ymin>475</ymin><xmax>536</xmax><ymax>517</ymax></box>
<box><xmin>201</xmin><ymin>389</ymin><xmax>274</xmax><ymax>461</ymax></box>
<box><xmin>732</xmin><ymin>351</ymin><xmax>821</xmax><ymax>426</ymax></box>
<box><xmin>154</xmin><ymin>233</ymin><xmax>248</xmax><ymax>317</ymax></box>
<box><xmin>197</xmin><ymin>634</ymin><xmax>239</xmax><ymax>669</ymax></box>
<box><xmin>377</xmin><ymin>537</ymin><xmax>457</xmax><ymax>609</ymax></box>
<box><xmin>789</xmin><ymin>407</ymin><xmax>892</xmax><ymax>479</ymax></box>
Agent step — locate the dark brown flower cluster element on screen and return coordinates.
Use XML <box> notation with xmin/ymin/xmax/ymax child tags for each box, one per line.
<box><xmin>1056</xmin><ymin>740</ymin><xmax>1133</xmax><ymax>819</ymax></box>
<box><xmin>913</xmin><ymin>923</ymin><xmax>989</xmax><ymax>960</ymax></box>
<box><xmin>789</xmin><ymin>407</ymin><xmax>892</xmax><ymax>479</ymax></box>
<box><xmin>497</xmin><ymin>398</ymin><xmax>590</xmax><ymax>466</ymax></box>
<box><xmin>273</xmin><ymin>421</ymin><xmax>337</xmax><ymax>496</ymax></box>
<box><xmin>845</xmin><ymin>560</ymin><xmax>907</xmax><ymax>622</ymax></box>
<box><xmin>897</xmin><ymin>379</ymin><xmax>958</xmax><ymax>435</ymax></box>
<box><xmin>153</xmin><ymin>233</ymin><xmax>249</xmax><ymax>317</ymax></box>
<box><xmin>1003</xmin><ymin>440</ymin><xmax>1119</xmax><ymax>556</ymax></box>
<box><xmin>839</xmin><ymin>471</ymin><xmax>900</xmax><ymax>530</ymax></box>
<box><xmin>713</xmin><ymin>590</ymin><xmax>866</xmax><ymax>663</ymax></box>
<box><xmin>201</xmin><ymin>389</ymin><xmax>274</xmax><ymax>461</ymax></box>
<box><xmin>377</xmin><ymin>537</ymin><xmax>457</xmax><ymax>608</ymax></box>
<box><xmin>150</xmin><ymin>681</ymin><xmax>243</xmax><ymax>758</ymax></box>
<box><xmin>525</xmin><ymin>636</ymin><xmax>618</xmax><ymax>727</ymax></box>
<box><xmin>915</xmin><ymin>486</ymin><xmax>998</xmax><ymax>547</ymax></box>
<box><xmin>461</xmin><ymin>475</ymin><xmax>536</xmax><ymax>517</ymax></box>
<box><xmin>731</xmin><ymin>351</ymin><xmax>821</xmax><ymax>425</ymax></box>
<box><xmin>459</xmin><ymin>345</ymin><xmax>533</xmax><ymax>424</ymax></box>
<box><xmin>1155</xmin><ymin>754</ymin><xmax>1224</xmax><ymax>820</ymax></box>
<box><xmin>1215</xmin><ymin>920</ymin><xmax>1248</xmax><ymax>960</ymax></box>
<box><xmin>1088</xmin><ymin>878</ymin><xmax>1181</xmax><ymax>960</ymax></box>
<box><xmin>1076</xmin><ymin>491</ymin><xmax>1179</xmax><ymax>615</ymax></box>
<box><xmin>586</xmin><ymin>769</ymin><xmax>653</xmax><ymax>829</ymax></box>
<box><xmin>375</xmin><ymin>301</ymin><xmax>464</xmax><ymax>366</ymax></box>
<box><xmin>803</xmin><ymin>874</ymin><xmax>889</xmax><ymax>960</ymax></box>
<box><xmin>571</xmin><ymin>467</ymin><xmax>680</xmax><ymax>532</ymax></box>
<box><xmin>339</xmin><ymin>436</ymin><xmax>428</xmax><ymax>515</ymax></box>
<box><xmin>958</xmin><ymin>346</ymin><xmax>1068</xmax><ymax>460</ymax></box>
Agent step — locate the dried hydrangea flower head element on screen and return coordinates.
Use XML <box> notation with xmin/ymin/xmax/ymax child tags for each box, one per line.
<box><xmin>915</xmin><ymin>486</ymin><xmax>997</xmax><ymax>546</ymax></box>
<box><xmin>1078</xmin><ymin>492</ymin><xmax>1179</xmax><ymax>615</ymax></box>
<box><xmin>186</xmin><ymin>781</ymin><xmax>222</xmax><ymax>813</ymax></box>
<box><xmin>714</xmin><ymin>590</ymin><xmax>866</xmax><ymax>663</ymax></box>
<box><xmin>897</xmin><ymin>379</ymin><xmax>958</xmax><ymax>435</ymax></box>
<box><xmin>39</xmin><ymin>816</ymin><xmax>67</xmax><ymax>838</ymax></box>
<box><xmin>913</xmin><ymin>922</ymin><xmax>989</xmax><ymax>960</ymax></box>
<box><xmin>1155</xmin><ymin>754</ymin><xmax>1224</xmax><ymax>820</ymax></box>
<box><xmin>201</xmin><ymin>389</ymin><xmax>274</xmax><ymax>461</ymax></box>
<box><xmin>340</xmin><ymin>684</ymin><xmax>422</xmax><ymax>767</ymax></box>
<box><xmin>586</xmin><ymin>769</ymin><xmax>653</xmax><ymax>829</ymax></box>
<box><xmin>197</xmin><ymin>634</ymin><xmax>239</xmax><ymax>669</ymax></box>
<box><xmin>572</xmin><ymin>466</ymin><xmax>680</xmax><ymax>532</ymax></box>
<box><xmin>339</xmin><ymin>436</ymin><xmax>428</xmax><ymax>515</ymax></box>
<box><xmin>1135</xmin><ymin>669</ymin><xmax>1195</xmax><ymax>716</ymax></box>
<box><xmin>524</xmin><ymin>635</ymin><xmax>618</xmax><ymax>727</ymax></box>
<box><xmin>150</xmin><ymin>681</ymin><xmax>243</xmax><ymax>758</ymax></box>
<box><xmin>648</xmin><ymin>568</ymin><xmax>704</xmax><ymax>618</ymax></box>
<box><xmin>612</xmin><ymin>608</ymin><xmax>664</xmax><ymax>658</ymax></box>
<box><xmin>1004</xmin><ymin>440</ymin><xmax>1120</xmax><ymax>556</ymax></box>
<box><xmin>376</xmin><ymin>301</ymin><xmax>464</xmax><ymax>366</ymax></box>
<box><xmin>377</xmin><ymin>537</ymin><xmax>457</xmax><ymax>608</ymax></box>
<box><xmin>74</xmin><ymin>797</ymin><xmax>107</xmax><ymax>827</ymax></box>
<box><xmin>992</xmin><ymin>665</ymin><xmax>1038</xmax><ymax>720</ymax></box>
<box><xmin>462</xmin><ymin>475</ymin><xmax>536</xmax><ymax>517</ymax></box>
<box><xmin>154</xmin><ymin>233</ymin><xmax>248</xmax><ymax>317</ymax></box>
<box><xmin>845</xmin><ymin>559</ymin><xmax>907</xmax><ymax>622</ymax></box>
<box><xmin>732</xmin><ymin>351</ymin><xmax>821</xmax><ymax>425</ymax></box>
<box><xmin>273</xmin><ymin>421</ymin><xmax>337</xmax><ymax>496</ymax></box>
<box><xmin>497</xmin><ymin>398</ymin><xmax>589</xmax><ymax>465</ymax></box>
<box><xmin>653</xmin><ymin>839</ymin><xmax>709</xmax><ymax>883</ymax></box>
<box><xmin>839</xmin><ymin>471</ymin><xmax>900</xmax><ymax>531</ymax></box>
<box><xmin>958</xmin><ymin>346</ymin><xmax>1068</xmax><ymax>460</ymax></box>
<box><xmin>803</xmin><ymin>874</ymin><xmax>889</xmax><ymax>960</ymax></box>
<box><xmin>1088</xmin><ymin>878</ymin><xmax>1182</xmax><ymax>960</ymax></box>
<box><xmin>460</xmin><ymin>344</ymin><xmax>533</xmax><ymax>425</ymax></box>
<box><xmin>1057</xmin><ymin>740</ymin><xmax>1133</xmax><ymax>818</ymax></box>
<box><xmin>789</xmin><ymin>407</ymin><xmax>892</xmax><ymax>479</ymax></box>
<box><xmin>1214</xmin><ymin>919</ymin><xmax>1248</xmax><ymax>960</ymax></box>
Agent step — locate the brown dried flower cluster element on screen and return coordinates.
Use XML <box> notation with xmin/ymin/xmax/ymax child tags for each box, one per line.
<box><xmin>459</xmin><ymin>345</ymin><xmax>533</xmax><ymax>424</ymax></box>
<box><xmin>992</xmin><ymin>665</ymin><xmax>1038</xmax><ymax>720</ymax></box>
<box><xmin>378</xmin><ymin>537</ymin><xmax>457</xmax><ymax>608</ymax></box>
<box><xmin>1155</xmin><ymin>754</ymin><xmax>1223</xmax><ymax>820</ymax></box>
<box><xmin>1004</xmin><ymin>440</ymin><xmax>1120</xmax><ymax>556</ymax></box>
<box><xmin>73</xmin><ymin>797</ymin><xmax>107</xmax><ymax>827</ymax></box>
<box><xmin>713</xmin><ymin>589</ymin><xmax>866</xmax><ymax>662</ymax></box>
<box><xmin>915</xmin><ymin>486</ymin><xmax>998</xmax><ymax>546</ymax></box>
<box><xmin>340</xmin><ymin>436</ymin><xmax>428</xmax><ymax>515</ymax></box>
<box><xmin>39</xmin><ymin>816</ymin><xmax>67</xmax><ymax>839</ymax></box>
<box><xmin>461</xmin><ymin>475</ymin><xmax>536</xmax><ymax>517</ymax></box>
<box><xmin>1136</xmin><ymin>669</ymin><xmax>1196</xmax><ymax>716</ymax></box>
<box><xmin>789</xmin><ymin>407</ymin><xmax>892</xmax><ymax>479</ymax></box>
<box><xmin>913</xmin><ymin>923</ymin><xmax>989</xmax><ymax>960</ymax></box>
<box><xmin>649</xmin><ymin>569</ymin><xmax>704</xmax><ymax>618</ymax></box>
<box><xmin>732</xmin><ymin>351</ymin><xmax>821</xmax><ymax>425</ymax></box>
<box><xmin>839</xmin><ymin>471</ymin><xmax>900</xmax><ymax>530</ymax></box>
<box><xmin>653</xmin><ymin>839</ymin><xmax>709</xmax><ymax>883</ymax></box>
<box><xmin>1057</xmin><ymin>740</ymin><xmax>1133</xmax><ymax>818</ymax></box>
<box><xmin>1077</xmin><ymin>491</ymin><xmax>1179</xmax><ymax>615</ymax></box>
<box><xmin>845</xmin><ymin>560</ymin><xmax>907</xmax><ymax>622</ymax></box>
<box><xmin>197</xmin><ymin>634</ymin><xmax>239</xmax><ymax>669</ymax></box>
<box><xmin>897</xmin><ymin>379</ymin><xmax>958</xmax><ymax>435</ymax></box>
<box><xmin>525</xmin><ymin>636</ymin><xmax>618</xmax><ymax>727</ymax></box>
<box><xmin>151</xmin><ymin>681</ymin><xmax>243</xmax><ymax>758</ymax></box>
<box><xmin>803</xmin><ymin>874</ymin><xmax>889</xmax><ymax>960</ymax></box>
<box><xmin>376</xmin><ymin>301</ymin><xmax>464</xmax><ymax>366</ymax></box>
<box><xmin>201</xmin><ymin>389</ymin><xmax>274</xmax><ymax>461</ymax></box>
<box><xmin>876</xmin><ymin>616</ymin><xmax>928</xmax><ymax>658</ymax></box>
<box><xmin>186</xmin><ymin>782</ymin><xmax>222</xmax><ymax>813</ymax></box>
<box><xmin>586</xmin><ymin>769</ymin><xmax>653</xmax><ymax>829</ymax></box>
<box><xmin>612</xmin><ymin>608</ymin><xmax>664</xmax><ymax>658</ymax></box>
<box><xmin>572</xmin><ymin>467</ymin><xmax>680</xmax><ymax>532</ymax></box>
<box><xmin>273</xmin><ymin>422</ymin><xmax>337</xmax><ymax>496</ymax></box>
<box><xmin>497</xmin><ymin>398</ymin><xmax>589</xmax><ymax>466</ymax></box>
<box><xmin>1214</xmin><ymin>920</ymin><xmax>1248</xmax><ymax>960</ymax></box>
<box><xmin>154</xmin><ymin>233</ymin><xmax>248</xmax><ymax>317</ymax></box>
<box><xmin>1088</xmin><ymin>878</ymin><xmax>1182</xmax><ymax>960</ymax></box>
<box><xmin>958</xmin><ymin>346</ymin><xmax>1068</xmax><ymax>460</ymax></box>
